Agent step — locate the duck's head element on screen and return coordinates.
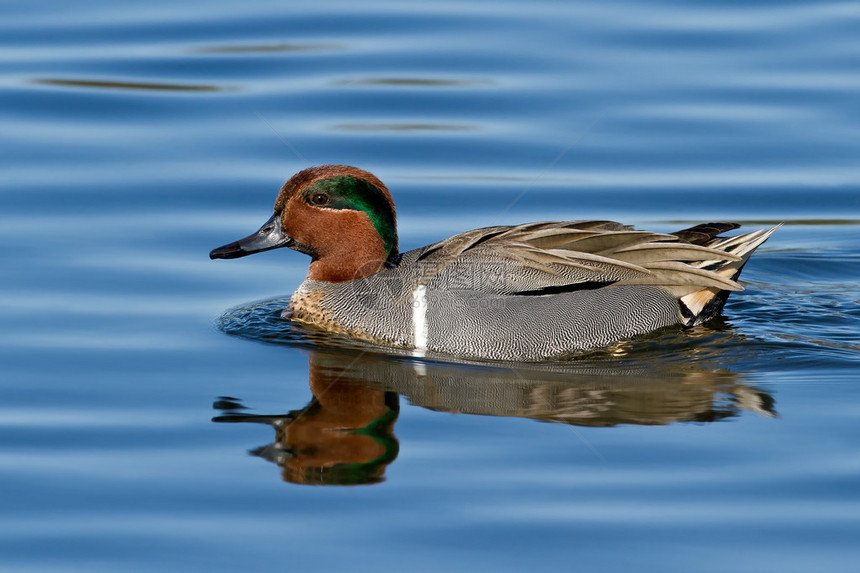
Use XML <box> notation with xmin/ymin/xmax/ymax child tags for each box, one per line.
<box><xmin>210</xmin><ymin>165</ymin><xmax>399</xmax><ymax>282</ymax></box>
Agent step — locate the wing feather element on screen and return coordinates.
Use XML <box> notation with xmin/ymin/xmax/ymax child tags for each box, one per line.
<box><xmin>414</xmin><ymin>220</ymin><xmax>750</xmax><ymax>295</ymax></box>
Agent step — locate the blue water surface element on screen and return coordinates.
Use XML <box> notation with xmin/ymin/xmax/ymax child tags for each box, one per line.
<box><xmin>1</xmin><ymin>1</ymin><xmax>859</xmax><ymax>571</ymax></box>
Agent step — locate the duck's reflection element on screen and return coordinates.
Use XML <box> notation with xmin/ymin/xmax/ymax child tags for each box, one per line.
<box><xmin>213</xmin><ymin>344</ymin><xmax>775</xmax><ymax>486</ymax></box>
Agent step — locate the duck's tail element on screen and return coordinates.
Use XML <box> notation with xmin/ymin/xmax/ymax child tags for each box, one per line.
<box><xmin>676</xmin><ymin>223</ymin><xmax>780</xmax><ymax>326</ymax></box>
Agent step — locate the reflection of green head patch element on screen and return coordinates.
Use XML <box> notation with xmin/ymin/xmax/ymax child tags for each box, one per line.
<box><xmin>292</xmin><ymin>395</ymin><xmax>400</xmax><ymax>486</ymax></box>
<box><xmin>304</xmin><ymin>176</ymin><xmax>398</xmax><ymax>260</ymax></box>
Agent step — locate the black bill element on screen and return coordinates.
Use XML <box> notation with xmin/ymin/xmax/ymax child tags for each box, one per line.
<box><xmin>209</xmin><ymin>213</ymin><xmax>293</xmax><ymax>259</ymax></box>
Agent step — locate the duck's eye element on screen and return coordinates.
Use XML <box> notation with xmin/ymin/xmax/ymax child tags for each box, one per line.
<box><xmin>310</xmin><ymin>192</ymin><xmax>330</xmax><ymax>206</ymax></box>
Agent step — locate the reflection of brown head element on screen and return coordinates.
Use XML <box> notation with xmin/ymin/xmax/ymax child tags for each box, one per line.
<box><xmin>214</xmin><ymin>356</ymin><xmax>400</xmax><ymax>487</ymax></box>
<box><xmin>277</xmin><ymin>370</ymin><xmax>399</xmax><ymax>485</ymax></box>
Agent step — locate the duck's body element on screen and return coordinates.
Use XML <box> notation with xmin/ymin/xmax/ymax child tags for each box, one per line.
<box><xmin>211</xmin><ymin>165</ymin><xmax>776</xmax><ymax>361</ymax></box>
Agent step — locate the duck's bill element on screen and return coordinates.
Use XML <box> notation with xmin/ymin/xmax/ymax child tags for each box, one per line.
<box><xmin>209</xmin><ymin>213</ymin><xmax>293</xmax><ymax>259</ymax></box>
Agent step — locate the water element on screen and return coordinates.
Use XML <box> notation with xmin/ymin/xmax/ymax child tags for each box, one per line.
<box><xmin>1</xmin><ymin>0</ymin><xmax>859</xmax><ymax>571</ymax></box>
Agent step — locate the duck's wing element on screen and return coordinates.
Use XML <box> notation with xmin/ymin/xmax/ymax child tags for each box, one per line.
<box><xmin>414</xmin><ymin>221</ymin><xmax>744</xmax><ymax>295</ymax></box>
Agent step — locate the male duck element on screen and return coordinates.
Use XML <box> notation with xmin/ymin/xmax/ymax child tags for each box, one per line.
<box><xmin>211</xmin><ymin>165</ymin><xmax>776</xmax><ymax>361</ymax></box>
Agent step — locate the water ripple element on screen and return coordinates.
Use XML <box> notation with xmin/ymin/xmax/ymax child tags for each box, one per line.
<box><xmin>31</xmin><ymin>77</ymin><xmax>226</xmax><ymax>92</ymax></box>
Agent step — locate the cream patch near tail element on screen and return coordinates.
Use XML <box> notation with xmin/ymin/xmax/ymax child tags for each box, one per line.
<box><xmin>679</xmin><ymin>225</ymin><xmax>779</xmax><ymax>324</ymax></box>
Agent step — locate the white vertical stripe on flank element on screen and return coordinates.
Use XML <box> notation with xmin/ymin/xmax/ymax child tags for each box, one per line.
<box><xmin>412</xmin><ymin>285</ymin><xmax>428</xmax><ymax>355</ymax></box>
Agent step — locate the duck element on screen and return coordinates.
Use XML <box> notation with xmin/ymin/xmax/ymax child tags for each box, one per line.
<box><xmin>210</xmin><ymin>165</ymin><xmax>777</xmax><ymax>361</ymax></box>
